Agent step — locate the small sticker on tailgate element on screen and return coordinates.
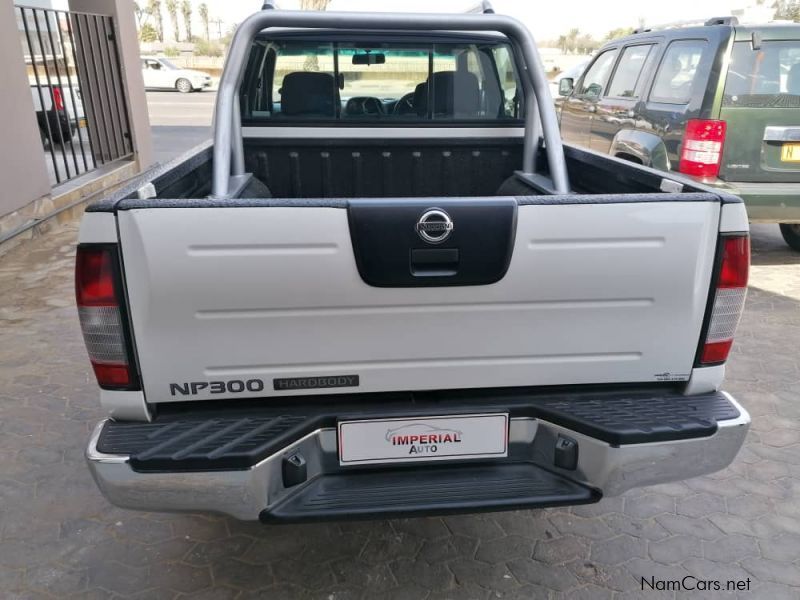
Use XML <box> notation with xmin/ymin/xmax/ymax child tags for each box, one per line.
<box><xmin>338</xmin><ymin>413</ymin><xmax>508</xmax><ymax>466</ymax></box>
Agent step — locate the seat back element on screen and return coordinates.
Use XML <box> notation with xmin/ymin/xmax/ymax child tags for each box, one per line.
<box><xmin>280</xmin><ymin>72</ymin><xmax>338</xmax><ymax>117</ymax></box>
<box><xmin>412</xmin><ymin>71</ymin><xmax>481</xmax><ymax>118</ymax></box>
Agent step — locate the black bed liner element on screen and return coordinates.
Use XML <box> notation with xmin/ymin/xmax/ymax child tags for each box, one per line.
<box><xmin>97</xmin><ymin>388</ymin><xmax>740</xmax><ymax>472</ymax></box>
<box><xmin>85</xmin><ymin>139</ymin><xmax>741</xmax><ymax>213</ymax></box>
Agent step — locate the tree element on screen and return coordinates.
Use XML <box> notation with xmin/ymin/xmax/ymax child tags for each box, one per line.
<box><xmin>775</xmin><ymin>0</ymin><xmax>800</xmax><ymax>20</ymax></box>
<box><xmin>604</xmin><ymin>27</ymin><xmax>635</xmax><ymax>42</ymax></box>
<box><xmin>199</xmin><ymin>3</ymin><xmax>210</xmax><ymax>41</ymax></box>
<box><xmin>166</xmin><ymin>0</ymin><xmax>180</xmax><ymax>42</ymax></box>
<box><xmin>576</xmin><ymin>34</ymin><xmax>599</xmax><ymax>54</ymax></box>
<box><xmin>134</xmin><ymin>2</ymin><xmax>148</xmax><ymax>29</ymax></box>
<box><xmin>181</xmin><ymin>0</ymin><xmax>192</xmax><ymax>42</ymax></box>
<box><xmin>139</xmin><ymin>23</ymin><xmax>159</xmax><ymax>43</ymax></box>
<box><xmin>566</xmin><ymin>28</ymin><xmax>580</xmax><ymax>53</ymax></box>
<box><xmin>299</xmin><ymin>0</ymin><xmax>329</xmax><ymax>70</ymax></box>
<box><xmin>300</xmin><ymin>0</ymin><xmax>330</xmax><ymax>9</ymax></box>
<box><xmin>147</xmin><ymin>0</ymin><xmax>164</xmax><ymax>42</ymax></box>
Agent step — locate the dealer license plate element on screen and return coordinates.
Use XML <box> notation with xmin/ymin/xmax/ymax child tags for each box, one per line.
<box><xmin>338</xmin><ymin>413</ymin><xmax>508</xmax><ymax>466</ymax></box>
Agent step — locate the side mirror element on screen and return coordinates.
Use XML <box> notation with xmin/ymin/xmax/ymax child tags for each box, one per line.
<box><xmin>558</xmin><ymin>77</ymin><xmax>574</xmax><ymax>97</ymax></box>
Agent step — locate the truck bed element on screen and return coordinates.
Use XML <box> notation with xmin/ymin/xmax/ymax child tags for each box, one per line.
<box><xmin>102</xmin><ymin>136</ymin><xmax>726</xmax><ymax>201</ymax></box>
<box><xmin>86</xmin><ymin>138</ymin><xmax>737</xmax><ymax>405</ymax></box>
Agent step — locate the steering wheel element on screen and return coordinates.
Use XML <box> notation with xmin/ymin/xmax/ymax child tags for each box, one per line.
<box><xmin>393</xmin><ymin>92</ymin><xmax>417</xmax><ymax>115</ymax></box>
<box><xmin>345</xmin><ymin>96</ymin><xmax>385</xmax><ymax>117</ymax></box>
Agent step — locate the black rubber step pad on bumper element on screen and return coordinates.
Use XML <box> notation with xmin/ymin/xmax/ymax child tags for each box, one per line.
<box><xmin>99</xmin><ymin>415</ymin><xmax>310</xmax><ymax>471</ymax></box>
<box><xmin>261</xmin><ymin>463</ymin><xmax>599</xmax><ymax>523</ymax></box>
<box><xmin>96</xmin><ymin>390</ymin><xmax>740</xmax><ymax>471</ymax></box>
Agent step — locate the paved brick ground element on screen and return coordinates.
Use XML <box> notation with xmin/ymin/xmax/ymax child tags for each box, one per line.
<box><xmin>0</xmin><ymin>222</ymin><xmax>798</xmax><ymax>599</ymax></box>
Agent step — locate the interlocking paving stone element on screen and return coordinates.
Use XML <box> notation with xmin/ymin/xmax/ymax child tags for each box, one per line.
<box><xmin>2</xmin><ymin>222</ymin><xmax>799</xmax><ymax>597</ymax></box>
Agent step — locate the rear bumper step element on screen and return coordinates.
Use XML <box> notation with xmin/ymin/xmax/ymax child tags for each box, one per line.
<box><xmin>262</xmin><ymin>464</ymin><xmax>598</xmax><ymax>523</ymax></box>
<box><xmin>96</xmin><ymin>389</ymin><xmax>741</xmax><ymax>472</ymax></box>
<box><xmin>86</xmin><ymin>390</ymin><xmax>750</xmax><ymax>521</ymax></box>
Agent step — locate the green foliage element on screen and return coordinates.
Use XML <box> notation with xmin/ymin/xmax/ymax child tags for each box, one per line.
<box><xmin>198</xmin><ymin>2</ymin><xmax>210</xmax><ymax>41</ymax></box>
<box><xmin>193</xmin><ymin>38</ymin><xmax>223</xmax><ymax>57</ymax></box>
<box><xmin>181</xmin><ymin>0</ymin><xmax>192</xmax><ymax>41</ymax></box>
<box><xmin>163</xmin><ymin>46</ymin><xmax>180</xmax><ymax>57</ymax></box>
<box><xmin>550</xmin><ymin>29</ymin><xmax>600</xmax><ymax>54</ymax></box>
<box><xmin>775</xmin><ymin>0</ymin><xmax>800</xmax><ymax>21</ymax></box>
<box><xmin>300</xmin><ymin>0</ymin><xmax>330</xmax><ymax>9</ymax></box>
<box><xmin>147</xmin><ymin>0</ymin><xmax>164</xmax><ymax>42</ymax></box>
<box><xmin>139</xmin><ymin>22</ymin><xmax>159</xmax><ymax>42</ymax></box>
<box><xmin>165</xmin><ymin>0</ymin><xmax>180</xmax><ymax>42</ymax></box>
<box><xmin>604</xmin><ymin>27</ymin><xmax>635</xmax><ymax>41</ymax></box>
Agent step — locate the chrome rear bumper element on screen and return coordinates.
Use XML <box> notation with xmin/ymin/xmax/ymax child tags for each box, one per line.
<box><xmin>86</xmin><ymin>393</ymin><xmax>749</xmax><ymax>521</ymax></box>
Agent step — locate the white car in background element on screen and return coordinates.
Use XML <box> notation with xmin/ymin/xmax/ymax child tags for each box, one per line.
<box><xmin>549</xmin><ymin>59</ymin><xmax>589</xmax><ymax>98</ymax></box>
<box><xmin>141</xmin><ymin>57</ymin><xmax>212</xmax><ymax>93</ymax></box>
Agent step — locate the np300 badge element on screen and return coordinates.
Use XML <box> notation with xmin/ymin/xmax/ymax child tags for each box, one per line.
<box><xmin>416</xmin><ymin>208</ymin><xmax>454</xmax><ymax>244</ymax></box>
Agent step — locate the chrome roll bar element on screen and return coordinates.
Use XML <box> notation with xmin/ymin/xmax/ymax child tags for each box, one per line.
<box><xmin>211</xmin><ymin>9</ymin><xmax>570</xmax><ymax>198</ymax></box>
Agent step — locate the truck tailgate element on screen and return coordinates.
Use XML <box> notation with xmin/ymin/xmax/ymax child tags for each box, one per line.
<box><xmin>116</xmin><ymin>198</ymin><xmax>719</xmax><ymax>403</ymax></box>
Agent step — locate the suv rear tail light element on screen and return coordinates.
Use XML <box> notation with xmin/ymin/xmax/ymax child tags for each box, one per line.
<box><xmin>679</xmin><ymin>119</ymin><xmax>727</xmax><ymax>178</ymax></box>
<box><xmin>52</xmin><ymin>86</ymin><xmax>64</xmax><ymax>112</ymax></box>
<box><xmin>75</xmin><ymin>246</ymin><xmax>138</xmax><ymax>389</ymax></box>
<box><xmin>699</xmin><ymin>235</ymin><xmax>749</xmax><ymax>365</ymax></box>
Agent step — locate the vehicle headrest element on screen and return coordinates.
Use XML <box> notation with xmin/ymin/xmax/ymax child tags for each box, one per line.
<box><xmin>788</xmin><ymin>63</ymin><xmax>800</xmax><ymax>96</ymax></box>
<box><xmin>280</xmin><ymin>72</ymin><xmax>338</xmax><ymax>117</ymax></box>
<box><xmin>413</xmin><ymin>71</ymin><xmax>481</xmax><ymax>118</ymax></box>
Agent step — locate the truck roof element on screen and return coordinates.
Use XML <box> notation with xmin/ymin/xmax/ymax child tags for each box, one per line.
<box><xmin>255</xmin><ymin>28</ymin><xmax>510</xmax><ymax>44</ymax></box>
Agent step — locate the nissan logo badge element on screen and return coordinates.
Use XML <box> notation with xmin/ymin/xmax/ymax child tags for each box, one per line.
<box><xmin>416</xmin><ymin>208</ymin><xmax>454</xmax><ymax>244</ymax></box>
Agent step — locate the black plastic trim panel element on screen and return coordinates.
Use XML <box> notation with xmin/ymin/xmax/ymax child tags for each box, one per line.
<box><xmin>97</xmin><ymin>389</ymin><xmax>740</xmax><ymax>471</ymax></box>
<box><xmin>261</xmin><ymin>463</ymin><xmax>599</xmax><ymax>523</ymax></box>
<box><xmin>348</xmin><ymin>198</ymin><xmax>517</xmax><ymax>287</ymax></box>
<box><xmin>111</xmin><ymin>192</ymin><xmax>726</xmax><ymax>211</ymax></box>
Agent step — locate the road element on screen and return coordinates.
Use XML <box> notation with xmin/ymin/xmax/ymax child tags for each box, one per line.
<box><xmin>147</xmin><ymin>90</ymin><xmax>215</xmax><ymax>164</ymax></box>
<box><xmin>1</xmin><ymin>217</ymin><xmax>799</xmax><ymax>597</ymax></box>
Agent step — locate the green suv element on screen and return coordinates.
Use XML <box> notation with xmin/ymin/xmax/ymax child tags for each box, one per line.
<box><xmin>557</xmin><ymin>17</ymin><xmax>800</xmax><ymax>251</ymax></box>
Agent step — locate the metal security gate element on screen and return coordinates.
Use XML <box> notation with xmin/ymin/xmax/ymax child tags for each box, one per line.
<box><xmin>17</xmin><ymin>5</ymin><xmax>133</xmax><ymax>186</ymax></box>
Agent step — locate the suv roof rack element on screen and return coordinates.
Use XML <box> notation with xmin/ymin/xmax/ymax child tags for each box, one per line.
<box><xmin>633</xmin><ymin>15</ymin><xmax>738</xmax><ymax>34</ymax></box>
<box><xmin>705</xmin><ymin>16</ymin><xmax>738</xmax><ymax>26</ymax></box>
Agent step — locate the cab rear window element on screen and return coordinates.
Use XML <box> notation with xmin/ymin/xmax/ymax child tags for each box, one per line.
<box><xmin>240</xmin><ymin>40</ymin><xmax>523</xmax><ymax>123</ymax></box>
<box><xmin>724</xmin><ymin>40</ymin><xmax>800</xmax><ymax>107</ymax></box>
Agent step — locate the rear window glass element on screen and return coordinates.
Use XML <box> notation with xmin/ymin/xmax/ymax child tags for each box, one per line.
<box><xmin>242</xmin><ymin>40</ymin><xmax>522</xmax><ymax>123</ymax></box>
<box><xmin>650</xmin><ymin>40</ymin><xmax>707</xmax><ymax>104</ymax></box>
<box><xmin>724</xmin><ymin>40</ymin><xmax>800</xmax><ymax>108</ymax></box>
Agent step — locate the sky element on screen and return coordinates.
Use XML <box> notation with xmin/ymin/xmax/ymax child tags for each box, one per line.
<box><xmin>197</xmin><ymin>0</ymin><xmax>750</xmax><ymax>41</ymax></box>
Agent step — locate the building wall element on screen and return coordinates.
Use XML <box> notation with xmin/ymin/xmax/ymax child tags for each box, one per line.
<box><xmin>1</xmin><ymin>0</ymin><xmax>152</xmax><ymax>238</ymax></box>
<box><xmin>0</xmin><ymin>1</ymin><xmax>52</xmax><ymax>220</ymax></box>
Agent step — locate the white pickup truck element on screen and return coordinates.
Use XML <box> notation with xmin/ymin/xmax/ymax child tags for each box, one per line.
<box><xmin>78</xmin><ymin>7</ymin><xmax>751</xmax><ymax>522</ymax></box>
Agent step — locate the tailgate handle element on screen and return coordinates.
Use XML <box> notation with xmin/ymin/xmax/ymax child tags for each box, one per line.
<box><xmin>411</xmin><ymin>248</ymin><xmax>459</xmax><ymax>277</ymax></box>
<box><xmin>763</xmin><ymin>126</ymin><xmax>800</xmax><ymax>142</ymax></box>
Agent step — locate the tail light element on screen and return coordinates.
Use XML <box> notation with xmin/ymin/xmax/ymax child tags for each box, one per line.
<box><xmin>699</xmin><ymin>235</ymin><xmax>750</xmax><ymax>365</ymax></box>
<box><xmin>75</xmin><ymin>246</ymin><xmax>138</xmax><ymax>389</ymax></box>
<box><xmin>52</xmin><ymin>86</ymin><xmax>64</xmax><ymax>112</ymax></box>
<box><xmin>679</xmin><ymin>119</ymin><xmax>727</xmax><ymax>178</ymax></box>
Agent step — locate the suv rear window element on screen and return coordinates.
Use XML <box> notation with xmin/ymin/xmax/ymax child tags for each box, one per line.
<box><xmin>650</xmin><ymin>40</ymin><xmax>707</xmax><ymax>104</ymax></box>
<box><xmin>241</xmin><ymin>40</ymin><xmax>522</xmax><ymax>123</ymax></box>
<box><xmin>724</xmin><ymin>40</ymin><xmax>800</xmax><ymax>108</ymax></box>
